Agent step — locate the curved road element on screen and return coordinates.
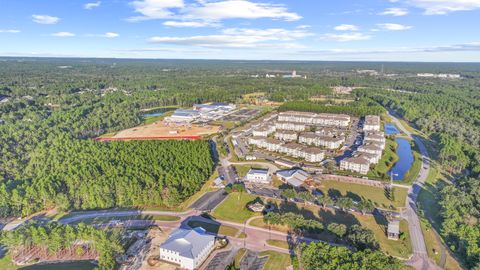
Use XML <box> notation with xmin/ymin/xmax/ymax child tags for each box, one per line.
<box><xmin>388</xmin><ymin>113</ymin><xmax>440</xmax><ymax>270</ymax></box>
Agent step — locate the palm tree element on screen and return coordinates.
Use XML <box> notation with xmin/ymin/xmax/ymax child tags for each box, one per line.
<box><xmin>336</xmin><ymin>197</ymin><xmax>353</xmax><ymax>212</ymax></box>
<box><xmin>316</xmin><ymin>194</ymin><xmax>333</xmax><ymax>209</ymax></box>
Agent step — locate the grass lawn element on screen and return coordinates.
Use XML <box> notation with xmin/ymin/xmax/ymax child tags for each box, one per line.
<box><xmin>266</xmin><ymin>240</ymin><xmax>290</xmax><ymax>249</ymax></box>
<box><xmin>357</xmin><ymin>215</ymin><xmax>412</xmax><ymax>258</ymax></box>
<box><xmin>234</xmin><ymin>165</ymin><xmax>251</xmax><ymax>177</ymax></box>
<box><xmin>316</xmin><ymin>180</ymin><xmax>407</xmax><ymax>210</ymax></box>
<box><xmin>212</xmin><ymin>193</ymin><xmax>260</xmax><ymax>223</ymax></box>
<box><xmin>234</xmin><ymin>248</ymin><xmax>246</xmax><ymax>268</ymax></box>
<box><xmin>187</xmin><ymin>220</ymin><xmax>241</xmax><ymax>238</ymax></box>
<box><xmin>367</xmin><ymin>138</ymin><xmax>399</xmax><ymax>179</ymax></box>
<box><xmin>259</xmin><ymin>250</ymin><xmax>292</xmax><ymax>270</ymax></box>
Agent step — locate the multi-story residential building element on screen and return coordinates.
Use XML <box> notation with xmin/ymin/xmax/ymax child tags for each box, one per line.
<box><xmin>358</xmin><ymin>143</ymin><xmax>383</xmax><ymax>155</ymax></box>
<box><xmin>364</xmin><ymin>131</ymin><xmax>385</xmax><ymax>143</ymax></box>
<box><xmin>340</xmin><ymin>156</ymin><xmax>371</xmax><ymax>174</ymax></box>
<box><xmin>303</xmin><ymin>148</ymin><xmax>325</xmax><ymax>162</ymax></box>
<box><xmin>315</xmin><ymin>127</ymin><xmax>346</xmax><ymax>137</ymax></box>
<box><xmin>274</xmin><ymin>130</ymin><xmax>298</xmax><ymax>142</ymax></box>
<box><xmin>159</xmin><ymin>227</ymin><xmax>215</xmax><ymax>270</ymax></box>
<box><xmin>248</xmin><ymin>136</ymin><xmax>265</xmax><ymax>147</ymax></box>
<box><xmin>263</xmin><ymin>138</ymin><xmax>284</xmax><ymax>152</ymax></box>
<box><xmin>278</xmin><ymin>111</ymin><xmax>350</xmax><ymax>127</ymax></box>
<box><xmin>364</xmin><ymin>115</ymin><xmax>381</xmax><ymax>131</ymax></box>
<box><xmin>299</xmin><ymin>132</ymin><xmax>344</xmax><ymax>149</ymax></box>
<box><xmin>275</xmin><ymin>121</ymin><xmax>306</xmax><ymax>131</ymax></box>
<box><xmin>252</xmin><ymin>124</ymin><xmax>276</xmax><ymax>137</ymax></box>
<box><xmin>356</xmin><ymin>152</ymin><xmax>381</xmax><ymax>164</ymax></box>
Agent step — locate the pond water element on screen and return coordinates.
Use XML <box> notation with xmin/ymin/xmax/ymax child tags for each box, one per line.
<box><xmin>384</xmin><ymin>123</ymin><xmax>400</xmax><ymax>135</ymax></box>
<box><xmin>141</xmin><ymin>107</ymin><xmax>176</xmax><ymax>118</ymax></box>
<box><xmin>389</xmin><ymin>138</ymin><xmax>414</xmax><ymax>181</ymax></box>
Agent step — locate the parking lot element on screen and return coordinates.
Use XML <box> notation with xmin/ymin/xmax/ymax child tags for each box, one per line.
<box><xmin>221</xmin><ymin>109</ymin><xmax>260</xmax><ymax>122</ymax></box>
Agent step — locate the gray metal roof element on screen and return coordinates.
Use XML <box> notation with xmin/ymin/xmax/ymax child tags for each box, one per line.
<box><xmin>160</xmin><ymin>227</ymin><xmax>214</xmax><ymax>259</ymax></box>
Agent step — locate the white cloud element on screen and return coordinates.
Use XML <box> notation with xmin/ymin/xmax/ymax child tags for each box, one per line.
<box><xmin>377</xmin><ymin>23</ymin><xmax>412</xmax><ymax>30</ymax></box>
<box><xmin>379</xmin><ymin>7</ymin><xmax>409</xmax><ymax>16</ymax></box>
<box><xmin>128</xmin><ymin>0</ymin><xmax>301</xmax><ymax>23</ymax></box>
<box><xmin>51</xmin><ymin>32</ymin><xmax>75</xmax><ymax>37</ymax></box>
<box><xmin>0</xmin><ymin>29</ymin><xmax>20</xmax><ymax>33</ymax></box>
<box><xmin>402</xmin><ymin>0</ymin><xmax>480</xmax><ymax>15</ymax></box>
<box><xmin>102</xmin><ymin>32</ymin><xmax>119</xmax><ymax>38</ymax></box>
<box><xmin>128</xmin><ymin>0</ymin><xmax>184</xmax><ymax>21</ymax></box>
<box><xmin>84</xmin><ymin>1</ymin><xmax>101</xmax><ymax>10</ymax></box>
<box><xmin>32</xmin><ymin>14</ymin><xmax>60</xmax><ymax>24</ymax></box>
<box><xmin>149</xmin><ymin>27</ymin><xmax>311</xmax><ymax>48</ymax></box>
<box><xmin>334</xmin><ymin>24</ymin><xmax>359</xmax><ymax>31</ymax></box>
<box><xmin>320</xmin><ymin>32</ymin><xmax>371</xmax><ymax>42</ymax></box>
<box><xmin>163</xmin><ymin>21</ymin><xmax>220</xmax><ymax>27</ymax></box>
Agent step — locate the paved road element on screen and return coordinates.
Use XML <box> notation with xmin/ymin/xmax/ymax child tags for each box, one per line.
<box><xmin>389</xmin><ymin>113</ymin><xmax>441</xmax><ymax>270</ymax></box>
<box><xmin>190</xmin><ymin>189</ymin><xmax>228</xmax><ymax>211</ymax></box>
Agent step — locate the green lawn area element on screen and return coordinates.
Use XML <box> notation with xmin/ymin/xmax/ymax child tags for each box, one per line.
<box><xmin>266</xmin><ymin>240</ymin><xmax>290</xmax><ymax>249</ymax></box>
<box><xmin>317</xmin><ymin>180</ymin><xmax>407</xmax><ymax>210</ymax></box>
<box><xmin>187</xmin><ymin>220</ymin><xmax>242</xmax><ymax>238</ymax></box>
<box><xmin>367</xmin><ymin>138</ymin><xmax>399</xmax><ymax>179</ymax></box>
<box><xmin>233</xmin><ymin>165</ymin><xmax>251</xmax><ymax>177</ymax></box>
<box><xmin>234</xmin><ymin>248</ymin><xmax>246</xmax><ymax>268</ymax></box>
<box><xmin>259</xmin><ymin>250</ymin><xmax>292</xmax><ymax>270</ymax></box>
<box><xmin>357</xmin><ymin>215</ymin><xmax>412</xmax><ymax>258</ymax></box>
<box><xmin>212</xmin><ymin>193</ymin><xmax>260</xmax><ymax>223</ymax></box>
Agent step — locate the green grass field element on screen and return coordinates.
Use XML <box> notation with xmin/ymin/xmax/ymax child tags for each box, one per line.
<box><xmin>212</xmin><ymin>193</ymin><xmax>260</xmax><ymax>223</ymax></box>
<box><xmin>367</xmin><ymin>138</ymin><xmax>399</xmax><ymax>179</ymax></box>
<box><xmin>259</xmin><ymin>250</ymin><xmax>292</xmax><ymax>270</ymax></box>
<box><xmin>266</xmin><ymin>240</ymin><xmax>290</xmax><ymax>249</ymax></box>
<box><xmin>317</xmin><ymin>180</ymin><xmax>408</xmax><ymax>210</ymax></box>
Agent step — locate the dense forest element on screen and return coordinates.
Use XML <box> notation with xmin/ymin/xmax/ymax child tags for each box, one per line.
<box><xmin>0</xmin><ymin>222</ymin><xmax>123</xmax><ymax>270</ymax></box>
<box><xmin>300</xmin><ymin>242</ymin><xmax>405</xmax><ymax>270</ymax></box>
<box><xmin>278</xmin><ymin>99</ymin><xmax>385</xmax><ymax>116</ymax></box>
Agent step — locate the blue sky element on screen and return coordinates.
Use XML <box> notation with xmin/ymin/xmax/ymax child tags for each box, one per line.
<box><xmin>1</xmin><ymin>0</ymin><xmax>479</xmax><ymax>61</ymax></box>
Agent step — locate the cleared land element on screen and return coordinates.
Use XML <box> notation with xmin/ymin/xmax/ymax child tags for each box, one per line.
<box><xmin>107</xmin><ymin>120</ymin><xmax>220</xmax><ymax>140</ymax></box>
<box><xmin>316</xmin><ymin>180</ymin><xmax>407</xmax><ymax>209</ymax></box>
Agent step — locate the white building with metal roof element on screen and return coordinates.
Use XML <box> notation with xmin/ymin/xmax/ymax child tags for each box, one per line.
<box><xmin>159</xmin><ymin>227</ymin><xmax>215</xmax><ymax>270</ymax></box>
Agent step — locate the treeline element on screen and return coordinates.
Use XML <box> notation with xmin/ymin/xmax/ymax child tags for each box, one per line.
<box><xmin>0</xmin><ymin>139</ymin><xmax>213</xmax><ymax>217</ymax></box>
<box><xmin>438</xmin><ymin>177</ymin><xmax>480</xmax><ymax>269</ymax></box>
<box><xmin>278</xmin><ymin>99</ymin><xmax>385</xmax><ymax>117</ymax></box>
<box><xmin>300</xmin><ymin>242</ymin><xmax>405</xmax><ymax>270</ymax></box>
<box><xmin>355</xmin><ymin>88</ymin><xmax>480</xmax><ymax>175</ymax></box>
<box><xmin>0</xmin><ymin>222</ymin><xmax>124</xmax><ymax>270</ymax></box>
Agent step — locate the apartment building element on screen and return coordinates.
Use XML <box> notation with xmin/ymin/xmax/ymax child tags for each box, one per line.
<box><xmin>364</xmin><ymin>115</ymin><xmax>381</xmax><ymax>131</ymax></box>
<box><xmin>303</xmin><ymin>148</ymin><xmax>325</xmax><ymax>162</ymax></box>
<box><xmin>275</xmin><ymin>121</ymin><xmax>306</xmax><ymax>131</ymax></box>
<box><xmin>252</xmin><ymin>124</ymin><xmax>276</xmax><ymax>137</ymax></box>
<box><xmin>364</xmin><ymin>131</ymin><xmax>386</xmax><ymax>143</ymax></box>
<box><xmin>340</xmin><ymin>156</ymin><xmax>371</xmax><ymax>174</ymax></box>
<box><xmin>274</xmin><ymin>130</ymin><xmax>298</xmax><ymax>142</ymax></box>
<box><xmin>278</xmin><ymin>111</ymin><xmax>350</xmax><ymax>127</ymax></box>
<box><xmin>298</xmin><ymin>132</ymin><xmax>344</xmax><ymax>149</ymax></box>
<box><xmin>358</xmin><ymin>143</ymin><xmax>383</xmax><ymax>155</ymax></box>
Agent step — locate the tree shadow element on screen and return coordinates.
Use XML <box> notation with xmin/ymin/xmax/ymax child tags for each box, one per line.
<box><xmin>317</xmin><ymin>208</ymin><xmax>360</xmax><ymax>228</ymax></box>
<box><xmin>373</xmin><ymin>213</ymin><xmax>388</xmax><ymax>234</ymax></box>
<box><xmin>346</xmin><ymin>191</ymin><xmax>361</xmax><ymax>203</ymax></box>
<box><xmin>327</xmin><ymin>188</ymin><xmax>342</xmax><ymax>200</ymax></box>
<box><xmin>19</xmin><ymin>261</ymin><xmax>96</xmax><ymax>270</ymax></box>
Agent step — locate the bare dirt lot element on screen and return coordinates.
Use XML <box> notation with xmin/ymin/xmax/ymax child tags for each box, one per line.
<box><xmin>109</xmin><ymin>121</ymin><xmax>221</xmax><ymax>140</ymax></box>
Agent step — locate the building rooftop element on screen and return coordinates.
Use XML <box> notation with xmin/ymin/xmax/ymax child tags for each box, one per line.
<box><xmin>342</xmin><ymin>156</ymin><xmax>370</xmax><ymax>166</ymax></box>
<box><xmin>160</xmin><ymin>227</ymin><xmax>214</xmax><ymax>259</ymax></box>
<box><xmin>387</xmin><ymin>220</ymin><xmax>400</xmax><ymax>234</ymax></box>
<box><xmin>247</xmin><ymin>168</ymin><xmax>269</xmax><ymax>175</ymax></box>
